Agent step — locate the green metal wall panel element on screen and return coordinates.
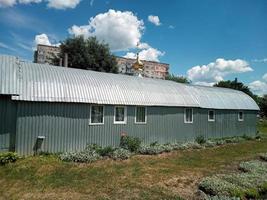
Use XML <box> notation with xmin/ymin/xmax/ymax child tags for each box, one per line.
<box><xmin>0</xmin><ymin>95</ymin><xmax>17</xmax><ymax>152</ymax></box>
<box><xmin>15</xmin><ymin>102</ymin><xmax>258</xmax><ymax>155</ymax></box>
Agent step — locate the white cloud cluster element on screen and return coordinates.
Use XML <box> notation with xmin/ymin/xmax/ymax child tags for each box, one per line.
<box><xmin>187</xmin><ymin>58</ymin><xmax>253</xmax><ymax>85</ymax></box>
<box><xmin>0</xmin><ymin>0</ymin><xmax>16</xmax><ymax>7</ymax></box>
<box><xmin>148</xmin><ymin>15</ymin><xmax>161</xmax><ymax>26</ymax></box>
<box><xmin>0</xmin><ymin>0</ymin><xmax>81</xmax><ymax>9</ymax></box>
<box><xmin>47</xmin><ymin>0</ymin><xmax>81</xmax><ymax>9</ymax></box>
<box><xmin>124</xmin><ymin>47</ymin><xmax>164</xmax><ymax>62</ymax></box>
<box><xmin>69</xmin><ymin>9</ymin><xmax>144</xmax><ymax>51</ymax></box>
<box><xmin>249</xmin><ymin>73</ymin><xmax>267</xmax><ymax>95</ymax></box>
<box><xmin>34</xmin><ymin>33</ymin><xmax>59</xmax><ymax>47</ymax></box>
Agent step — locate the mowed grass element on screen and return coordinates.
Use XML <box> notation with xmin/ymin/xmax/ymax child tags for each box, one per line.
<box><xmin>0</xmin><ymin>121</ymin><xmax>267</xmax><ymax>200</ymax></box>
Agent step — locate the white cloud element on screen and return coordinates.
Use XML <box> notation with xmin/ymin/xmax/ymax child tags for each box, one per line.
<box><xmin>0</xmin><ymin>0</ymin><xmax>16</xmax><ymax>7</ymax></box>
<box><xmin>249</xmin><ymin>73</ymin><xmax>267</xmax><ymax>95</ymax></box>
<box><xmin>249</xmin><ymin>81</ymin><xmax>267</xmax><ymax>95</ymax></box>
<box><xmin>187</xmin><ymin>58</ymin><xmax>253</xmax><ymax>85</ymax></box>
<box><xmin>148</xmin><ymin>15</ymin><xmax>161</xmax><ymax>26</ymax></box>
<box><xmin>35</xmin><ymin>33</ymin><xmax>51</xmax><ymax>46</ymax></box>
<box><xmin>252</xmin><ymin>58</ymin><xmax>267</xmax><ymax>63</ymax></box>
<box><xmin>69</xmin><ymin>9</ymin><xmax>144</xmax><ymax>51</ymax></box>
<box><xmin>138</xmin><ymin>42</ymin><xmax>150</xmax><ymax>49</ymax></box>
<box><xmin>168</xmin><ymin>25</ymin><xmax>175</xmax><ymax>29</ymax></box>
<box><xmin>124</xmin><ymin>47</ymin><xmax>164</xmax><ymax>62</ymax></box>
<box><xmin>47</xmin><ymin>0</ymin><xmax>81</xmax><ymax>9</ymax></box>
<box><xmin>18</xmin><ymin>0</ymin><xmax>41</xmax><ymax>3</ymax></box>
<box><xmin>0</xmin><ymin>0</ymin><xmax>81</xmax><ymax>8</ymax></box>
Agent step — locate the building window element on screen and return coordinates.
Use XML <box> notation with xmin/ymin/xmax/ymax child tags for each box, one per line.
<box><xmin>184</xmin><ymin>108</ymin><xmax>193</xmax><ymax>123</ymax></box>
<box><xmin>208</xmin><ymin>110</ymin><xmax>215</xmax><ymax>122</ymax></box>
<box><xmin>90</xmin><ymin>105</ymin><xmax>104</xmax><ymax>125</ymax></box>
<box><xmin>238</xmin><ymin>111</ymin><xmax>244</xmax><ymax>121</ymax></box>
<box><xmin>114</xmin><ymin>106</ymin><xmax>127</xmax><ymax>124</ymax></box>
<box><xmin>135</xmin><ymin>106</ymin><xmax>147</xmax><ymax>124</ymax></box>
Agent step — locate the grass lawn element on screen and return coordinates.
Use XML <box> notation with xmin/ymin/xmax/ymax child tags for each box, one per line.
<box><xmin>0</xmin><ymin>121</ymin><xmax>267</xmax><ymax>200</ymax></box>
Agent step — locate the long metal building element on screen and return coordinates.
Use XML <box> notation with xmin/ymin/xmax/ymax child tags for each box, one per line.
<box><xmin>0</xmin><ymin>55</ymin><xmax>259</xmax><ymax>155</ymax></box>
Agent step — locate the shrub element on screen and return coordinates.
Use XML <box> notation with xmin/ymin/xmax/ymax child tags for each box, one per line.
<box><xmin>0</xmin><ymin>152</ymin><xmax>19</xmax><ymax>165</ymax></box>
<box><xmin>203</xmin><ymin>140</ymin><xmax>217</xmax><ymax>148</ymax></box>
<box><xmin>97</xmin><ymin>146</ymin><xmax>115</xmax><ymax>157</ymax></box>
<box><xmin>110</xmin><ymin>148</ymin><xmax>131</xmax><ymax>160</ymax></box>
<box><xmin>260</xmin><ymin>153</ymin><xmax>267</xmax><ymax>161</ymax></box>
<box><xmin>120</xmin><ymin>135</ymin><xmax>141</xmax><ymax>152</ymax></box>
<box><xmin>239</xmin><ymin>160</ymin><xmax>267</xmax><ymax>173</ymax></box>
<box><xmin>199</xmin><ymin>176</ymin><xmax>241</xmax><ymax>196</ymax></box>
<box><xmin>195</xmin><ymin>135</ymin><xmax>206</xmax><ymax>144</ymax></box>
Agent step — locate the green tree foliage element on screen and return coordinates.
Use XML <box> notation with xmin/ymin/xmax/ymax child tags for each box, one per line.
<box><xmin>166</xmin><ymin>74</ymin><xmax>190</xmax><ymax>83</ymax></box>
<box><xmin>257</xmin><ymin>95</ymin><xmax>267</xmax><ymax>117</ymax></box>
<box><xmin>214</xmin><ymin>78</ymin><xmax>267</xmax><ymax>117</ymax></box>
<box><xmin>54</xmin><ymin>36</ymin><xmax>118</xmax><ymax>73</ymax></box>
<box><xmin>214</xmin><ymin>78</ymin><xmax>255</xmax><ymax>98</ymax></box>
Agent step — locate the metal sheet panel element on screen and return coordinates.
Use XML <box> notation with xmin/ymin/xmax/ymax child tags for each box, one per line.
<box><xmin>16</xmin><ymin>102</ymin><xmax>258</xmax><ymax>155</ymax></box>
<box><xmin>0</xmin><ymin>55</ymin><xmax>19</xmax><ymax>95</ymax></box>
<box><xmin>11</xmin><ymin>60</ymin><xmax>258</xmax><ymax>110</ymax></box>
<box><xmin>0</xmin><ymin>55</ymin><xmax>259</xmax><ymax>110</ymax></box>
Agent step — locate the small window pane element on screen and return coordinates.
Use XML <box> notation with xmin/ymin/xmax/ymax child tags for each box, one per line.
<box><xmin>208</xmin><ymin>110</ymin><xmax>215</xmax><ymax>121</ymax></box>
<box><xmin>185</xmin><ymin>108</ymin><xmax>193</xmax><ymax>123</ymax></box>
<box><xmin>136</xmin><ymin>106</ymin><xmax>146</xmax><ymax>123</ymax></box>
<box><xmin>238</xmin><ymin>111</ymin><xmax>244</xmax><ymax>121</ymax></box>
<box><xmin>91</xmin><ymin>105</ymin><xmax>104</xmax><ymax>124</ymax></box>
<box><xmin>115</xmin><ymin>107</ymin><xmax>126</xmax><ymax>123</ymax></box>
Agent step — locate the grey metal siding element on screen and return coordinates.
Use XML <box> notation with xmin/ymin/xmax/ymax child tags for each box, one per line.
<box><xmin>0</xmin><ymin>95</ymin><xmax>17</xmax><ymax>152</ymax></box>
<box><xmin>194</xmin><ymin>109</ymin><xmax>257</xmax><ymax>139</ymax></box>
<box><xmin>15</xmin><ymin>102</ymin><xmax>257</xmax><ymax>155</ymax></box>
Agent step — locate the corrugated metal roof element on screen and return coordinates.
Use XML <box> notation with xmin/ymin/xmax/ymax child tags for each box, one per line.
<box><xmin>0</xmin><ymin>55</ymin><xmax>260</xmax><ymax>110</ymax></box>
<box><xmin>0</xmin><ymin>55</ymin><xmax>19</xmax><ymax>95</ymax></box>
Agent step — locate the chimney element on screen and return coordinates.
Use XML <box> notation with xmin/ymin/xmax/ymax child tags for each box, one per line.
<box><xmin>59</xmin><ymin>58</ymin><xmax>63</xmax><ymax>66</ymax></box>
<box><xmin>64</xmin><ymin>53</ymin><xmax>68</xmax><ymax>67</ymax></box>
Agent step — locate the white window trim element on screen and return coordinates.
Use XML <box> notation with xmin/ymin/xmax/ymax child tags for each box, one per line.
<box><xmin>89</xmin><ymin>105</ymin><xmax>105</xmax><ymax>125</ymax></box>
<box><xmin>238</xmin><ymin>111</ymin><xmax>244</xmax><ymax>121</ymax></box>
<box><xmin>114</xmin><ymin>106</ymin><xmax>127</xmax><ymax>124</ymax></box>
<box><xmin>184</xmin><ymin>108</ymin><xmax>193</xmax><ymax>124</ymax></box>
<box><xmin>208</xmin><ymin>110</ymin><xmax>215</xmax><ymax>122</ymax></box>
<box><xmin>135</xmin><ymin>106</ymin><xmax>147</xmax><ymax>124</ymax></box>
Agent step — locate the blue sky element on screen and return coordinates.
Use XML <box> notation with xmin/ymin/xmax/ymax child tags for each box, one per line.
<box><xmin>0</xmin><ymin>0</ymin><xmax>266</xmax><ymax>94</ymax></box>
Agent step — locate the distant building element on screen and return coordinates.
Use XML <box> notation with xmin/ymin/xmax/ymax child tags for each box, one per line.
<box><xmin>34</xmin><ymin>44</ymin><xmax>60</xmax><ymax>64</ymax></box>
<box><xmin>116</xmin><ymin>56</ymin><xmax>169</xmax><ymax>79</ymax></box>
<box><xmin>34</xmin><ymin>44</ymin><xmax>169</xmax><ymax>79</ymax></box>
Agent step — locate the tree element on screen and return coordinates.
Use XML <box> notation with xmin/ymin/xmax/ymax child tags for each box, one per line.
<box><xmin>257</xmin><ymin>95</ymin><xmax>267</xmax><ymax>117</ymax></box>
<box><xmin>53</xmin><ymin>36</ymin><xmax>118</xmax><ymax>73</ymax></box>
<box><xmin>166</xmin><ymin>74</ymin><xmax>190</xmax><ymax>84</ymax></box>
<box><xmin>214</xmin><ymin>78</ymin><xmax>255</xmax><ymax>98</ymax></box>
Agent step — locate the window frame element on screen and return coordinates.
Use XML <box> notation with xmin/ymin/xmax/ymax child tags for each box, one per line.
<box><xmin>135</xmin><ymin>106</ymin><xmax>147</xmax><ymax>124</ymax></box>
<box><xmin>208</xmin><ymin>110</ymin><xmax>215</xmax><ymax>122</ymax></box>
<box><xmin>114</xmin><ymin>106</ymin><xmax>127</xmax><ymax>124</ymax></box>
<box><xmin>89</xmin><ymin>105</ymin><xmax>105</xmax><ymax>125</ymax></box>
<box><xmin>238</xmin><ymin>111</ymin><xmax>244</xmax><ymax>121</ymax></box>
<box><xmin>184</xmin><ymin>108</ymin><xmax>193</xmax><ymax>124</ymax></box>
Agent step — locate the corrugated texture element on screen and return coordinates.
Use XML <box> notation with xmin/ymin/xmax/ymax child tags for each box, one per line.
<box><xmin>0</xmin><ymin>55</ymin><xmax>259</xmax><ymax>110</ymax></box>
<box><xmin>0</xmin><ymin>96</ymin><xmax>17</xmax><ymax>152</ymax></box>
<box><xmin>191</xmin><ymin>85</ymin><xmax>259</xmax><ymax>110</ymax></box>
<box><xmin>16</xmin><ymin>102</ymin><xmax>257</xmax><ymax>155</ymax></box>
<box><xmin>0</xmin><ymin>55</ymin><xmax>19</xmax><ymax>95</ymax></box>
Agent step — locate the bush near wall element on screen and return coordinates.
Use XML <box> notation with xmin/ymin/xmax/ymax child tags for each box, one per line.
<box><xmin>59</xmin><ymin>135</ymin><xmax>258</xmax><ymax>164</ymax></box>
<box><xmin>0</xmin><ymin>152</ymin><xmax>19</xmax><ymax>165</ymax></box>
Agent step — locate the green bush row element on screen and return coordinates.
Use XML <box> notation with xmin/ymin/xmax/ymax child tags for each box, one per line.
<box><xmin>199</xmin><ymin>158</ymin><xmax>267</xmax><ymax>199</ymax></box>
<box><xmin>59</xmin><ymin>134</ymin><xmax>258</xmax><ymax>163</ymax></box>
